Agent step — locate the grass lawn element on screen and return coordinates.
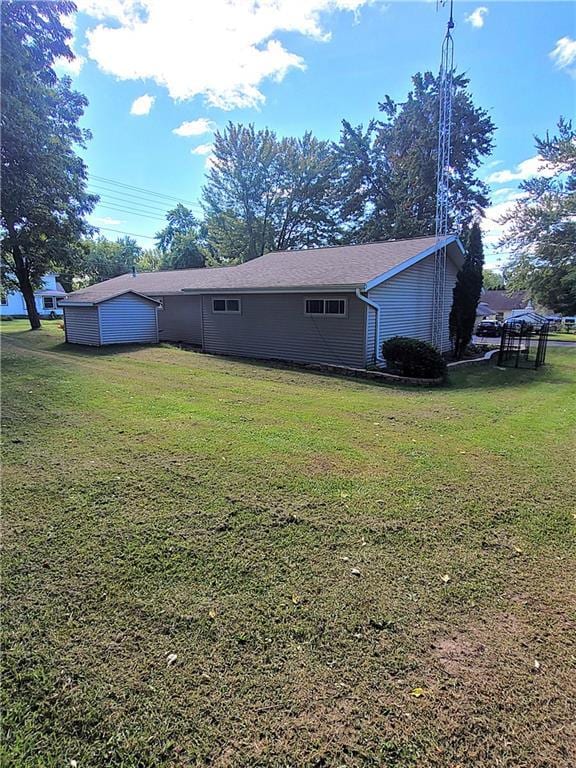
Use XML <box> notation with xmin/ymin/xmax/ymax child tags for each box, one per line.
<box><xmin>548</xmin><ymin>332</ymin><xmax>576</xmax><ymax>342</ymax></box>
<box><xmin>2</xmin><ymin>320</ymin><xmax>575</xmax><ymax>767</ymax></box>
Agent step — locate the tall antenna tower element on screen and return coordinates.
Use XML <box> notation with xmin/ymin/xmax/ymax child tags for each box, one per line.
<box><xmin>431</xmin><ymin>0</ymin><xmax>455</xmax><ymax>350</ymax></box>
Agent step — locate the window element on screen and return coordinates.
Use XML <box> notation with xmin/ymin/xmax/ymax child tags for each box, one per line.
<box><xmin>42</xmin><ymin>296</ymin><xmax>56</xmax><ymax>310</ymax></box>
<box><xmin>212</xmin><ymin>297</ymin><xmax>241</xmax><ymax>314</ymax></box>
<box><xmin>0</xmin><ymin>293</ymin><xmax>7</xmax><ymax>306</ymax></box>
<box><xmin>305</xmin><ymin>298</ymin><xmax>347</xmax><ymax>317</ymax></box>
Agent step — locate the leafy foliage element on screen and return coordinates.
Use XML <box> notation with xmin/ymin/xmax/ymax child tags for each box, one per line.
<box><xmin>449</xmin><ymin>223</ymin><xmax>485</xmax><ymax>359</ymax></box>
<box><xmin>501</xmin><ymin>118</ymin><xmax>576</xmax><ymax>314</ymax></box>
<box><xmin>0</xmin><ymin>0</ymin><xmax>96</xmax><ymax>328</ymax></box>
<box><xmin>202</xmin><ymin>123</ymin><xmax>338</xmax><ymax>262</ymax></box>
<box><xmin>482</xmin><ymin>269</ymin><xmax>505</xmax><ymax>290</ymax></box>
<box><xmin>335</xmin><ymin>72</ymin><xmax>495</xmax><ymax>242</ymax></box>
<box><xmin>155</xmin><ymin>204</ymin><xmax>206</xmax><ymax>269</ymax></box>
<box><xmin>381</xmin><ymin>336</ymin><xmax>447</xmax><ymax>379</ymax></box>
<box><xmin>79</xmin><ymin>236</ymin><xmax>142</xmax><ymax>285</ymax></box>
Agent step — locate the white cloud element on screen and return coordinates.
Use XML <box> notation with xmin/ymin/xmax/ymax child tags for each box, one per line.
<box><xmin>191</xmin><ymin>143</ymin><xmax>214</xmax><ymax>156</ymax></box>
<box><xmin>173</xmin><ymin>118</ymin><xmax>215</xmax><ymax>137</ymax></box>
<box><xmin>481</xmin><ymin>193</ymin><xmax>526</xmax><ymax>264</ymax></box>
<box><xmin>130</xmin><ymin>94</ymin><xmax>155</xmax><ymax>115</ymax></box>
<box><xmin>78</xmin><ymin>0</ymin><xmax>374</xmax><ymax>110</ymax></box>
<box><xmin>465</xmin><ymin>7</ymin><xmax>488</xmax><ymax>29</ymax></box>
<box><xmin>550</xmin><ymin>37</ymin><xmax>576</xmax><ymax>77</ymax></box>
<box><xmin>91</xmin><ymin>215</ymin><xmax>124</xmax><ymax>226</ymax></box>
<box><xmin>485</xmin><ymin>155</ymin><xmax>556</xmax><ymax>184</ymax></box>
<box><xmin>55</xmin><ymin>54</ymin><xmax>85</xmax><ymax>75</ymax></box>
<box><xmin>54</xmin><ymin>12</ymin><xmax>85</xmax><ymax>75</ymax></box>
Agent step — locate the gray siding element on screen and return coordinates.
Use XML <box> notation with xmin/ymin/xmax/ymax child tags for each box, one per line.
<box><xmin>154</xmin><ymin>295</ymin><xmax>202</xmax><ymax>344</ymax></box>
<box><xmin>99</xmin><ymin>294</ymin><xmax>158</xmax><ymax>345</ymax></box>
<box><xmin>365</xmin><ymin>252</ymin><xmax>460</xmax><ymax>362</ymax></box>
<box><xmin>202</xmin><ymin>293</ymin><xmax>366</xmax><ymax>368</ymax></box>
<box><xmin>64</xmin><ymin>306</ymin><xmax>101</xmax><ymax>346</ymax></box>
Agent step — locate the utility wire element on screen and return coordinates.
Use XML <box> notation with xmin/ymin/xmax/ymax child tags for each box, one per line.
<box><xmin>96</xmin><ymin>203</ymin><xmax>167</xmax><ymax>223</ymax></box>
<box><xmin>88</xmin><ymin>188</ymin><xmax>173</xmax><ymax>215</ymax></box>
<box><xmin>88</xmin><ymin>173</ymin><xmax>202</xmax><ymax>208</ymax></box>
<box><xmin>89</xmin><ymin>183</ymin><xmax>203</xmax><ymax>213</ymax></box>
<box><xmin>94</xmin><ymin>226</ymin><xmax>156</xmax><ymax>240</ymax></box>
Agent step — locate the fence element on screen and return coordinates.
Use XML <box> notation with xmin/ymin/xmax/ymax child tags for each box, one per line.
<box><xmin>497</xmin><ymin>321</ymin><xmax>550</xmax><ymax>369</ymax></box>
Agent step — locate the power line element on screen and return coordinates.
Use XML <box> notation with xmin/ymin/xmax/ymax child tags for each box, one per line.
<box><xmin>89</xmin><ymin>173</ymin><xmax>202</xmax><ymax>209</ymax></box>
<box><xmin>88</xmin><ymin>188</ymin><xmax>173</xmax><ymax>215</ymax></box>
<box><xmin>96</xmin><ymin>203</ymin><xmax>167</xmax><ymax>223</ymax></box>
<box><xmin>89</xmin><ymin>183</ymin><xmax>203</xmax><ymax>213</ymax></box>
<box><xmin>94</xmin><ymin>226</ymin><xmax>156</xmax><ymax>240</ymax></box>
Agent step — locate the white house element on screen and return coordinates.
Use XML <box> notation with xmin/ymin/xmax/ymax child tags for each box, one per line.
<box><xmin>1</xmin><ymin>273</ymin><xmax>67</xmax><ymax>318</ymax></box>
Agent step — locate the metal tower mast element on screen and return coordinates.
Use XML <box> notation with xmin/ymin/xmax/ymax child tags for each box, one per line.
<box><xmin>431</xmin><ymin>0</ymin><xmax>455</xmax><ymax>350</ymax></box>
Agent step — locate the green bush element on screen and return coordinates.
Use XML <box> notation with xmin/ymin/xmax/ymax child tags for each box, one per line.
<box><xmin>0</xmin><ymin>315</ymin><xmax>14</xmax><ymax>322</ymax></box>
<box><xmin>381</xmin><ymin>336</ymin><xmax>447</xmax><ymax>379</ymax></box>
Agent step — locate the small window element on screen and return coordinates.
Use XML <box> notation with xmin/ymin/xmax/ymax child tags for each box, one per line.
<box><xmin>212</xmin><ymin>297</ymin><xmax>241</xmax><ymax>314</ymax></box>
<box><xmin>305</xmin><ymin>298</ymin><xmax>347</xmax><ymax>317</ymax></box>
<box><xmin>42</xmin><ymin>296</ymin><xmax>56</xmax><ymax>309</ymax></box>
<box><xmin>0</xmin><ymin>293</ymin><xmax>8</xmax><ymax>306</ymax></box>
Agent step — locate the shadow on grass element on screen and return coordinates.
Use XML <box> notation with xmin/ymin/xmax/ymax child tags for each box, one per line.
<box><xmin>4</xmin><ymin>326</ymin><xmax>573</xmax><ymax>392</ymax></box>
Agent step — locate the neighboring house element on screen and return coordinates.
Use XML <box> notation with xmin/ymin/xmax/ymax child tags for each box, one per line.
<box><xmin>60</xmin><ymin>235</ymin><xmax>465</xmax><ymax>367</ymax></box>
<box><xmin>1</xmin><ymin>273</ymin><xmax>66</xmax><ymax>318</ymax></box>
<box><xmin>480</xmin><ymin>289</ymin><xmax>530</xmax><ymax>322</ymax></box>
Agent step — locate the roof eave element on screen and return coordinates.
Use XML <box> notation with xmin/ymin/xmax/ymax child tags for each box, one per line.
<box><xmin>363</xmin><ymin>235</ymin><xmax>463</xmax><ymax>291</ymax></box>
<box><xmin>180</xmin><ymin>284</ymin><xmax>363</xmax><ymax>294</ymax></box>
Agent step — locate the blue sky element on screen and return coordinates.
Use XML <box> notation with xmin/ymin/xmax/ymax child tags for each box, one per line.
<box><xmin>59</xmin><ymin>1</ymin><xmax>576</xmax><ymax>268</ymax></box>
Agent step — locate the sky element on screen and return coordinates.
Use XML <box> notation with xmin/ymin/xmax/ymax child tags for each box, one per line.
<box><xmin>57</xmin><ymin>0</ymin><xmax>576</xmax><ymax>269</ymax></box>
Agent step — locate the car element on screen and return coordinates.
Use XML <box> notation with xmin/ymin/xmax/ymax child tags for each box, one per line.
<box><xmin>476</xmin><ymin>320</ymin><xmax>502</xmax><ymax>337</ymax></box>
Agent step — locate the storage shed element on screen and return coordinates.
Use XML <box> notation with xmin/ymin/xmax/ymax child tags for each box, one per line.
<box><xmin>61</xmin><ymin>290</ymin><xmax>160</xmax><ymax>346</ymax></box>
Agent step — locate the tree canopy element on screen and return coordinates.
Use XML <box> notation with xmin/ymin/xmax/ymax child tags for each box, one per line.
<box><xmin>0</xmin><ymin>0</ymin><xmax>96</xmax><ymax>328</ymax></box>
<box><xmin>202</xmin><ymin>124</ymin><xmax>338</xmax><ymax>263</ymax></box>
<box><xmin>500</xmin><ymin>118</ymin><xmax>576</xmax><ymax>314</ymax></box>
<box><xmin>335</xmin><ymin>72</ymin><xmax>495</xmax><ymax>242</ymax></box>
<box><xmin>155</xmin><ymin>205</ymin><xmax>206</xmax><ymax>270</ymax></box>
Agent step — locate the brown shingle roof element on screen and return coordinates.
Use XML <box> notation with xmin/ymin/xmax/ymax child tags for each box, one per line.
<box><xmin>480</xmin><ymin>290</ymin><xmax>529</xmax><ymax>312</ymax></box>
<box><xmin>61</xmin><ymin>235</ymin><xmax>462</xmax><ymax>304</ymax></box>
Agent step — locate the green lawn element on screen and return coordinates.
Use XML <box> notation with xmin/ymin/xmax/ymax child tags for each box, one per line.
<box><xmin>2</xmin><ymin>320</ymin><xmax>576</xmax><ymax>768</ymax></box>
<box><xmin>549</xmin><ymin>332</ymin><xmax>576</xmax><ymax>342</ymax></box>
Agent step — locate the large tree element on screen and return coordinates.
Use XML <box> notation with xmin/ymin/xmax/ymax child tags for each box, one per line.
<box><xmin>155</xmin><ymin>204</ymin><xmax>206</xmax><ymax>269</ymax></box>
<box><xmin>1</xmin><ymin>1</ymin><xmax>96</xmax><ymax>329</ymax></box>
<box><xmin>80</xmin><ymin>236</ymin><xmax>142</xmax><ymax>285</ymax></box>
<box><xmin>449</xmin><ymin>222</ymin><xmax>485</xmax><ymax>359</ymax></box>
<box><xmin>202</xmin><ymin>123</ymin><xmax>337</xmax><ymax>262</ymax></box>
<box><xmin>500</xmin><ymin>118</ymin><xmax>576</xmax><ymax>314</ymax></box>
<box><xmin>335</xmin><ymin>72</ymin><xmax>495</xmax><ymax>242</ymax></box>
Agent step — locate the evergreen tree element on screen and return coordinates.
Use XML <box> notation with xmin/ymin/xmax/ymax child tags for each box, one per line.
<box><xmin>449</xmin><ymin>222</ymin><xmax>485</xmax><ymax>359</ymax></box>
<box><xmin>0</xmin><ymin>1</ymin><xmax>96</xmax><ymax>329</ymax></box>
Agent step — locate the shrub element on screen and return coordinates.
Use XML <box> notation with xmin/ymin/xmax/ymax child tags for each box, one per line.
<box><xmin>381</xmin><ymin>336</ymin><xmax>447</xmax><ymax>379</ymax></box>
<box><xmin>0</xmin><ymin>315</ymin><xmax>14</xmax><ymax>322</ymax></box>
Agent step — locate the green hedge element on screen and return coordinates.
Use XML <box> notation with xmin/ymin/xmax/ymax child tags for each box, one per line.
<box><xmin>381</xmin><ymin>336</ymin><xmax>446</xmax><ymax>379</ymax></box>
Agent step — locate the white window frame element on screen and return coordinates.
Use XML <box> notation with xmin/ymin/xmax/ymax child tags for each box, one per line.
<box><xmin>42</xmin><ymin>296</ymin><xmax>56</xmax><ymax>310</ymax></box>
<box><xmin>304</xmin><ymin>297</ymin><xmax>348</xmax><ymax>318</ymax></box>
<box><xmin>0</xmin><ymin>293</ymin><xmax>8</xmax><ymax>306</ymax></box>
<box><xmin>212</xmin><ymin>297</ymin><xmax>241</xmax><ymax>314</ymax></box>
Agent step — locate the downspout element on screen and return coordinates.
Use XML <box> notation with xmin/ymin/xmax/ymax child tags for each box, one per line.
<box><xmin>355</xmin><ymin>288</ymin><xmax>384</xmax><ymax>365</ymax></box>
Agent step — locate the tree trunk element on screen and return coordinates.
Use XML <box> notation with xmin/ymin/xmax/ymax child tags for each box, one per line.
<box><xmin>6</xmin><ymin>225</ymin><xmax>41</xmax><ymax>330</ymax></box>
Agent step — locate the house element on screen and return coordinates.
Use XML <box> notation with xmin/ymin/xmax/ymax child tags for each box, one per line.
<box><xmin>1</xmin><ymin>273</ymin><xmax>66</xmax><ymax>318</ymax></box>
<box><xmin>479</xmin><ymin>289</ymin><xmax>530</xmax><ymax>322</ymax></box>
<box><xmin>60</xmin><ymin>235</ymin><xmax>465</xmax><ymax>367</ymax></box>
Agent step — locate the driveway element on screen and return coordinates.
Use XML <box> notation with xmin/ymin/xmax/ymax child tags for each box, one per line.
<box><xmin>472</xmin><ymin>336</ymin><xmax>576</xmax><ymax>349</ymax></box>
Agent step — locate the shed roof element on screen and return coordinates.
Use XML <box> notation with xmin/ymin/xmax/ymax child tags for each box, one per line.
<box><xmin>61</xmin><ymin>235</ymin><xmax>463</xmax><ymax>304</ymax></box>
<box><xmin>61</xmin><ymin>289</ymin><xmax>162</xmax><ymax>307</ymax></box>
